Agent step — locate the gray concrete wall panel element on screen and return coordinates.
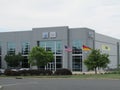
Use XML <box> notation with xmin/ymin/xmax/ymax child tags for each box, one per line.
<box><xmin>95</xmin><ymin>33</ymin><xmax>119</xmax><ymax>68</ymax></box>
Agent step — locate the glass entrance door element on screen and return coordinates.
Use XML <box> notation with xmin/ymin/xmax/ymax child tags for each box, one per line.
<box><xmin>47</xmin><ymin>62</ymin><xmax>55</xmax><ymax>71</ymax></box>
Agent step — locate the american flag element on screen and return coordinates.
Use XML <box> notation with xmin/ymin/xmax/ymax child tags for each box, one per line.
<box><xmin>64</xmin><ymin>45</ymin><xmax>72</xmax><ymax>52</ymax></box>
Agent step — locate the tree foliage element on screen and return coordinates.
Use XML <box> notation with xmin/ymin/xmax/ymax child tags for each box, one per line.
<box><xmin>4</xmin><ymin>53</ymin><xmax>24</xmax><ymax>68</ymax></box>
<box><xmin>84</xmin><ymin>49</ymin><xmax>110</xmax><ymax>74</ymax></box>
<box><xmin>28</xmin><ymin>46</ymin><xmax>54</xmax><ymax>69</ymax></box>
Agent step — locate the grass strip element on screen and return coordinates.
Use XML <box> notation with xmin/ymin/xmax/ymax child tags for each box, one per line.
<box><xmin>0</xmin><ymin>74</ymin><xmax>120</xmax><ymax>80</ymax></box>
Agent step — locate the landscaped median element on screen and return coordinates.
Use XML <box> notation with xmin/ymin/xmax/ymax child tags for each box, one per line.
<box><xmin>1</xmin><ymin>68</ymin><xmax>120</xmax><ymax>80</ymax></box>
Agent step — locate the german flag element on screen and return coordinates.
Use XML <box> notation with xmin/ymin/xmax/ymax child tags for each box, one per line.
<box><xmin>82</xmin><ymin>45</ymin><xmax>91</xmax><ymax>51</ymax></box>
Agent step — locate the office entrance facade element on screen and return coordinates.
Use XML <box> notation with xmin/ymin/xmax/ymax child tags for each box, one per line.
<box><xmin>37</xmin><ymin>39</ymin><xmax>83</xmax><ymax>71</ymax></box>
<box><xmin>3</xmin><ymin>26</ymin><xmax>116</xmax><ymax>72</ymax></box>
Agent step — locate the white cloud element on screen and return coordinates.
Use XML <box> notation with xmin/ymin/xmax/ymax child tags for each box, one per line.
<box><xmin>0</xmin><ymin>0</ymin><xmax>120</xmax><ymax>39</ymax></box>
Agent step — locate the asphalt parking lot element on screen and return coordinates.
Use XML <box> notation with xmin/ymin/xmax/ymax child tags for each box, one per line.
<box><xmin>0</xmin><ymin>78</ymin><xmax>120</xmax><ymax>90</ymax></box>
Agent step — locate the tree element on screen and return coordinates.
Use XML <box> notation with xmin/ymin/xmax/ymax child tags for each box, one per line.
<box><xmin>84</xmin><ymin>49</ymin><xmax>110</xmax><ymax>74</ymax></box>
<box><xmin>5</xmin><ymin>53</ymin><xmax>24</xmax><ymax>68</ymax></box>
<box><xmin>28</xmin><ymin>46</ymin><xmax>54</xmax><ymax>69</ymax></box>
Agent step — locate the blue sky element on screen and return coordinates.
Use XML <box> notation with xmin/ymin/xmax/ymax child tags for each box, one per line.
<box><xmin>0</xmin><ymin>0</ymin><xmax>120</xmax><ymax>38</ymax></box>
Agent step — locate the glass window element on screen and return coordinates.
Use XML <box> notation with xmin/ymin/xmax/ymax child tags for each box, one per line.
<box><xmin>56</xmin><ymin>41</ymin><xmax>62</xmax><ymax>54</ymax></box>
<box><xmin>0</xmin><ymin>56</ymin><xmax>1</xmax><ymax>68</ymax></box>
<box><xmin>46</xmin><ymin>41</ymin><xmax>55</xmax><ymax>53</ymax></box>
<box><xmin>22</xmin><ymin>42</ymin><xmax>30</xmax><ymax>55</ymax></box>
<box><xmin>56</xmin><ymin>56</ymin><xmax>62</xmax><ymax>69</ymax></box>
<box><xmin>39</xmin><ymin>41</ymin><xmax>62</xmax><ymax>54</ymax></box>
<box><xmin>72</xmin><ymin>56</ymin><xmax>82</xmax><ymax>71</ymax></box>
<box><xmin>0</xmin><ymin>42</ymin><xmax>1</xmax><ymax>55</ymax></box>
<box><xmin>72</xmin><ymin>40</ymin><xmax>82</xmax><ymax>54</ymax></box>
<box><xmin>21</xmin><ymin>56</ymin><xmax>29</xmax><ymax>68</ymax></box>
<box><xmin>39</xmin><ymin>41</ymin><xmax>46</xmax><ymax>49</ymax></box>
<box><xmin>7</xmin><ymin>42</ymin><xmax>16</xmax><ymax>55</ymax></box>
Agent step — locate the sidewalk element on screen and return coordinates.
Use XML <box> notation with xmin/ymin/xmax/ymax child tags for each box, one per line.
<box><xmin>0</xmin><ymin>85</ymin><xmax>3</xmax><ymax>90</ymax></box>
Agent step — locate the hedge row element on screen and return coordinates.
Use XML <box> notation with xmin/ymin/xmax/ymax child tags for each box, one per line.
<box><xmin>105</xmin><ymin>70</ymin><xmax>120</xmax><ymax>74</ymax></box>
<box><xmin>4</xmin><ymin>68</ymin><xmax>72</xmax><ymax>76</ymax></box>
<box><xmin>4</xmin><ymin>69</ymin><xmax>53</xmax><ymax>76</ymax></box>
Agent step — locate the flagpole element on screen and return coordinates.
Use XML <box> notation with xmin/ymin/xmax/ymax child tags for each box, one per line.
<box><xmin>64</xmin><ymin>45</ymin><xmax>72</xmax><ymax>70</ymax></box>
<box><xmin>55</xmin><ymin>41</ymin><xmax>56</xmax><ymax>71</ymax></box>
<box><xmin>82</xmin><ymin>45</ymin><xmax>91</xmax><ymax>72</ymax></box>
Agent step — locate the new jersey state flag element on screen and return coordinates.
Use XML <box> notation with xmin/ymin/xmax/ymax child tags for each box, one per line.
<box><xmin>102</xmin><ymin>45</ymin><xmax>110</xmax><ymax>51</ymax></box>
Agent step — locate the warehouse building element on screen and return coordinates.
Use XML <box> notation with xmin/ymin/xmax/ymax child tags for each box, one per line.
<box><xmin>0</xmin><ymin>26</ymin><xmax>119</xmax><ymax>72</ymax></box>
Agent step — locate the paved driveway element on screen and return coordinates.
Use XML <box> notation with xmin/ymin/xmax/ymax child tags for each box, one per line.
<box><xmin>0</xmin><ymin>78</ymin><xmax>120</xmax><ymax>90</ymax></box>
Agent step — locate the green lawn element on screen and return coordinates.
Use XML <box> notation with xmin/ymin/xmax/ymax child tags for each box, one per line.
<box><xmin>71</xmin><ymin>74</ymin><xmax>120</xmax><ymax>79</ymax></box>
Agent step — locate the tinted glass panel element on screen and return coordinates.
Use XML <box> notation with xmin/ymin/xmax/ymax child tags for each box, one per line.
<box><xmin>39</xmin><ymin>41</ymin><xmax>62</xmax><ymax>54</ymax></box>
<box><xmin>46</xmin><ymin>41</ymin><xmax>55</xmax><ymax>53</ymax></box>
<box><xmin>72</xmin><ymin>56</ymin><xmax>82</xmax><ymax>71</ymax></box>
<box><xmin>7</xmin><ymin>42</ymin><xmax>16</xmax><ymax>55</ymax></box>
<box><xmin>56</xmin><ymin>41</ymin><xmax>62</xmax><ymax>54</ymax></box>
<box><xmin>56</xmin><ymin>56</ymin><xmax>62</xmax><ymax>69</ymax></box>
<box><xmin>72</xmin><ymin>40</ymin><xmax>82</xmax><ymax>54</ymax></box>
<box><xmin>22</xmin><ymin>56</ymin><xmax>29</xmax><ymax>68</ymax></box>
<box><xmin>22</xmin><ymin>42</ymin><xmax>30</xmax><ymax>55</ymax></box>
<box><xmin>0</xmin><ymin>42</ymin><xmax>1</xmax><ymax>55</ymax></box>
<box><xmin>0</xmin><ymin>56</ymin><xmax>1</xmax><ymax>68</ymax></box>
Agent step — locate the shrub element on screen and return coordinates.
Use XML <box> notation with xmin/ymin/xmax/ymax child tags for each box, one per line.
<box><xmin>19</xmin><ymin>70</ymin><xmax>29</xmax><ymax>76</ymax></box>
<box><xmin>4</xmin><ymin>69</ymin><xmax>20</xmax><ymax>76</ymax></box>
<box><xmin>4</xmin><ymin>69</ymin><xmax>12</xmax><ymax>76</ymax></box>
<box><xmin>44</xmin><ymin>70</ymin><xmax>53</xmax><ymax>75</ymax></box>
<box><xmin>105</xmin><ymin>70</ymin><xmax>120</xmax><ymax>74</ymax></box>
<box><xmin>4</xmin><ymin>69</ymin><xmax>53</xmax><ymax>76</ymax></box>
<box><xmin>28</xmin><ymin>70</ymin><xmax>39</xmax><ymax>75</ymax></box>
<box><xmin>54</xmin><ymin>68</ymin><xmax>72</xmax><ymax>75</ymax></box>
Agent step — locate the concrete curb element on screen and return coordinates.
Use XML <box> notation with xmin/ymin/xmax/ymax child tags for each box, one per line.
<box><xmin>0</xmin><ymin>85</ymin><xmax>3</xmax><ymax>90</ymax></box>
